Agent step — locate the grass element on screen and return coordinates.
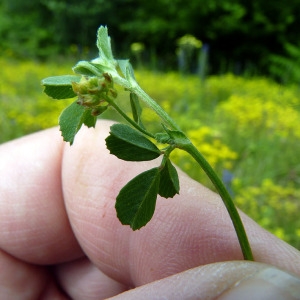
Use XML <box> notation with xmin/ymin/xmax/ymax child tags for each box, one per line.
<box><xmin>1</xmin><ymin>57</ymin><xmax>300</xmax><ymax>248</ymax></box>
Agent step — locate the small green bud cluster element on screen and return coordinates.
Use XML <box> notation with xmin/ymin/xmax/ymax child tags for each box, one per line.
<box><xmin>72</xmin><ymin>73</ymin><xmax>117</xmax><ymax>116</ymax></box>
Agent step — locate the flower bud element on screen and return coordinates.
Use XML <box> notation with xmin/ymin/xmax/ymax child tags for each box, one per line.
<box><xmin>72</xmin><ymin>73</ymin><xmax>117</xmax><ymax>109</ymax></box>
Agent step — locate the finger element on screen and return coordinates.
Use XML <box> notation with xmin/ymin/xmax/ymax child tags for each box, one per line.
<box><xmin>1</xmin><ymin>121</ymin><xmax>300</xmax><ymax>299</ymax></box>
<box><xmin>61</xmin><ymin>120</ymin><xmax>300</xmax><ymax>289</ymax></box>
<box><xmin>0</xmin><ymin>128</ymin><xmax>83</xmax><ymax>264</ymax></box>
<box><xmin>55</xmin><ymin>257</ymin><xmax>129</xmax><ymax>299</ymax></box>
<box><xmin>0</xmin><ymin>125</ymin><xmax>135</xmax><ymax>298</ymax></box>
<box><xmin>0</xmin><ymin>248</ymin><xmax>68</xmax><ymax>299</ymax></box>
<box><xmin>108</xmin><ymin>261</ymin><xmax>300</xmax><ymax>300</ymax></box>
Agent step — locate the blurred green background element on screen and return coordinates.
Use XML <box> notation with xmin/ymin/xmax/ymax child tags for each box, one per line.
<box><xmin>1</xmin><ymin>0</ymin><xmax>300</xmax><ymax>249</ymax></box>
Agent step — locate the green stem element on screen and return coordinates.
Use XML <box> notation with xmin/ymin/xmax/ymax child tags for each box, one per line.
<box><xmin>181</xmin><ymin>142</ymin><xmax>254</xmax><ymax>261</ymax></box>
<box><xmin>112</xmin><ymin>73</ymin><xmax>180</xmax><ymax>131</ymax></box>
<box><xmin>160</xmin><ymin>145</ymin><xmax>175</xmax><ymax>168</ymax></box>
<box><xmin>133</xmin><ymin>84</ymin><xmax>180</xmax><ymax>131</ymax></box>
<box><xmin>108</xmin><ymin>100</ymin><xmax>155</xmax><ymax>139</ymax></box>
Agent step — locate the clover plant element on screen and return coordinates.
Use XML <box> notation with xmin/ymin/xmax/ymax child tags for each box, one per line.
<box><xmin>42</xmin><ymin>26</ymin><xmax>253</xmax><ymax>261</ymax></box>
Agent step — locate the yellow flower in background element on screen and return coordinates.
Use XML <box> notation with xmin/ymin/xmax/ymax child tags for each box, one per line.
<box><xmin>217</xmin><ymin>94</ymin><xmax>300</xmax><ymax>138</ymax></box>
<box><xmin>234</xmin><ymin>178</ymin><xmax>300</xmax><ymax>248</ymax></box>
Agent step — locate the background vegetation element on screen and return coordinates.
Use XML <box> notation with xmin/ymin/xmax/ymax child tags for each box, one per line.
<box><xmin>1</xmin><ymin>0</ymin><xmax>300</xmax><ymax>81</ymax></box>
<box><xmin>0</xmin><ymin>1</ymin><xmax>299</xmax><ymax>249</ymax></box>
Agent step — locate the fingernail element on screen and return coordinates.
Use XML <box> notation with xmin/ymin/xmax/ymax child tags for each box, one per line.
<box><xmin>219</xmin><ymin>267</ymin><xmax>300</xmax><ymax>300</ymax></box>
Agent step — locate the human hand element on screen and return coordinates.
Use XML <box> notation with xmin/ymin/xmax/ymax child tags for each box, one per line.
<box><xmin>1</xmin><ymin>120</ymin><xmax>300</xmax><ymax>299</ymax></box>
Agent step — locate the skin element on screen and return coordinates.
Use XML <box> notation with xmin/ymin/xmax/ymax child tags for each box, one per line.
<box><xmin>0</xmin><ymin>120</ymin><xmax>300</xmax><ymax>299</ymax></box>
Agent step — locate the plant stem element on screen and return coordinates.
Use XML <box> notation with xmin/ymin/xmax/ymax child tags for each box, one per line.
<box><xmin>112</xmin><ymin>72</ymin><xmax>180</xmax><ymax>131</ymax></box>
<box><xmin>181</xmin><ymin>142</ymin><xmax>254</xmax><ymax>261</ymax></box>
<box><xmin>133</xmin><ymin>84</ymin><xmax>180</xmax><ymax>131</ymax></box>
<box><xmin>108</xmin><ymin>100</ymin><xmax>155</xmax><ymax>139</ymax></box>
<box><xmin>160</xmin><ymin>145</ymin><xmax>175</xmax><ymax>168</ymax></box>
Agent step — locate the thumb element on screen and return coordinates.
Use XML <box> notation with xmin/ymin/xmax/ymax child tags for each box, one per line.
<box><xmin>109</xmin><ymin>261</ymin><xmax>300</xmax><ymax>300</ymax></box>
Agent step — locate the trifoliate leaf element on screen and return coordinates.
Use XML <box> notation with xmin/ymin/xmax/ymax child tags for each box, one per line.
<box><xmin>59</xmin><ymin>101</ymin><xmax>96</xmax><ymax>145</ymax></box>
<box><xmin>159</xmin><ymin>159</ymin><xmax>180</xmax><ymax>198</ymax></box>
<box><xmin>115</xmin><ymin>168</ymin><xmax>160</xmax><ymax>230</ymax></box>
<box><xmin>42</xmin><ymin>75</ymin><xmax>81</xmax><ymax>99</ymax></box>
<box><xmin>105</xmin><ymin>124</ymin><xmax>161</xmax><ymax>161</ymax></box>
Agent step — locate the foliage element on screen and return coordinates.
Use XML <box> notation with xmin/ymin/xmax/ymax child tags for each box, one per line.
<box><xmin>269</xmin><ymin>42</ymin><xmax>300</xmax><ymax>84</ymax></box>
<box><xmin>0</xmin><ymin>1</ymin><xmax>58</xmax><ymax>58</ymax></box>
<box><xmin>0</xmin><ymin>56</ymin><xmax>299</xmax><ymax>248</ymax></box>
<box><xmin>1</xmin><ymin>0</ymin><xmax>300</xmax><ymax>76</ymax></box>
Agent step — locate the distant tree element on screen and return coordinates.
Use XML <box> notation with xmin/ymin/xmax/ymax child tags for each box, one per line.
<box><xmin>0</xmin><ymin>0</ymin><xmax>54</xmax><ymax>58</ymax></box>
<box><xmin>1</xmin><ymin>0</ymin><xmax>300</xmax><ymax>77</ymax></box>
